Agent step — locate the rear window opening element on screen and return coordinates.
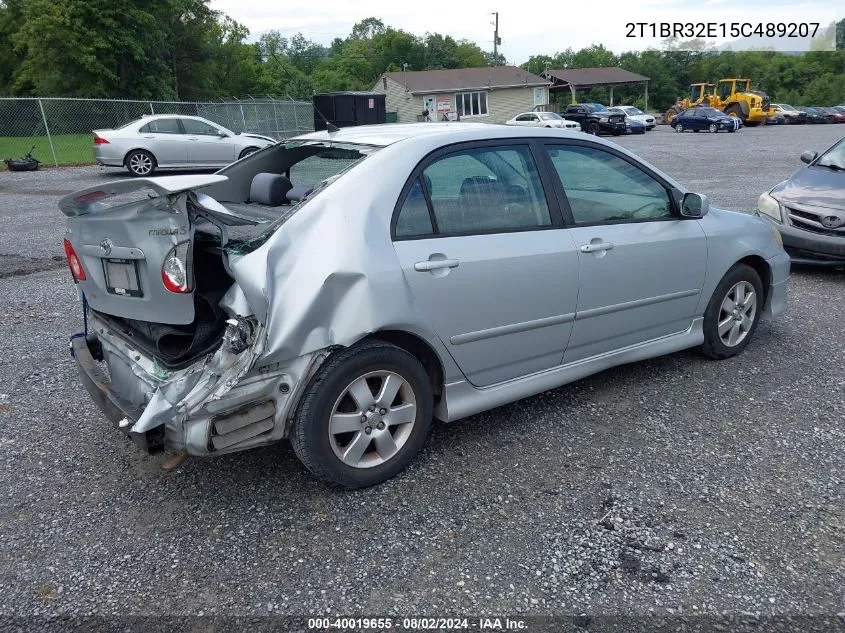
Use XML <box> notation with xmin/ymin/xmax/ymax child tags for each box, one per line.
<box><xmin>196</xmin><ymin>142</ymin><xmax>377</xmax><ymax>249</ymax></box>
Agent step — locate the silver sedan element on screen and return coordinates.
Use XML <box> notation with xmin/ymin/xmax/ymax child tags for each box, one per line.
<box><xmin>93</xmin><ymin>115</ymin><xmax>276</xmax><ymax>176</ymax></box>
<box><xmin>63</xmin><ymin>123</ymin><xmax>789</xmax><ymax>489</ymax></box>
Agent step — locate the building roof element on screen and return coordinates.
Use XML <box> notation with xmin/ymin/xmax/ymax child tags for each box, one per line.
<box><xmin>381</xmin><ymin>66</ymin><xmax>549</xmax><ymax>94</ymax></box>
<box><xmin>544</xmin><ymin>67</ymin><xmax>650</xmax><ymax>87</ymax></box>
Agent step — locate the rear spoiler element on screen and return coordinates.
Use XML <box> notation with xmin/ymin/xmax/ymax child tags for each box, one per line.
<box><xmin>59</xmin><ymin>175</ymin><xmax>228</xmax><ymax>217</ymax></box>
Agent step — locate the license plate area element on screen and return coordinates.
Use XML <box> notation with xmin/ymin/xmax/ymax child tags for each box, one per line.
<box><xmin>103</xmin><ymin>258</ymin><xmax>142</xmax><ymax>297</ymax></box>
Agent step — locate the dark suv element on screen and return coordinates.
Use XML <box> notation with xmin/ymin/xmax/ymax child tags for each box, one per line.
<box><xmin>561</xmin><ymin>103</ymin><xmax>626</xmax><ymax>135</ymax></box>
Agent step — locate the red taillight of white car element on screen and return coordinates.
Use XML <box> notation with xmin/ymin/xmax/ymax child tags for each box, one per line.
<box><xmin>161</xmin><ymin>242</ymin><xmax>193</xmax><ymax>293</ymax></box>
<box><xmin>63</xmin><ymin>238</ymin><xmax>86</xmax><ymax>281</ymax></box>
<box><xmin>93</xmin><ymin>135</ymin><xmax>109</xmax><ymax>145</ymax></box>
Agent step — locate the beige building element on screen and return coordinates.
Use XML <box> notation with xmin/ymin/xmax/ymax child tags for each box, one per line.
<box><xmin>373</xmin><ymin>66</ymin><xmax>550</xmax><ymax>124</ymax></box>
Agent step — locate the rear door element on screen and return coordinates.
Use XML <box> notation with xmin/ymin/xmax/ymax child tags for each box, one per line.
<box><xmin>140</xmin><ymin>118</ymin><xmax>188</xmax><ymax>166</ymax></box>
<box><xmin>392</xmin><ymin>141</ymin><xmax>580</xmax><ymax>387</ymax></box>
<box><xmin>182</xmin><ymin>118</ymin><xmax>236</xmax><ymax>165</ymax></box>
<box><xmin>541</xmin><ymin>142</ymin><xmax>707</xmax><ymax>363</ymax></box>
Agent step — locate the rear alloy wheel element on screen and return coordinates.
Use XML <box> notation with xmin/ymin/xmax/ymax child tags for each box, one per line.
<box><xmin>125</xmin><ymin>150</ymin><xmax>156</xmax><ymax>177</ymax></box>
<box><xmin>675</xmin><ymin>123</ymin><xmax>684</xmax><ymax>133</ymax></box>
<box><xmin>709</xmin><ymin>123</ymin><xmax>719</xmax><ymax>133</ymax></box>
<box><xmin>291</xmin><ymin>340</ymin><xmax>433</xmax><ymax>488</ymax></box>
<box><xmin>700</xmin><ymin>264</ymin><xmax>764</xmax><ymax>359</ymax></box>
<box><xmin>239</xmin><ymin>146</ymin><xmax>259</xmax><ymax>160</ymax></box>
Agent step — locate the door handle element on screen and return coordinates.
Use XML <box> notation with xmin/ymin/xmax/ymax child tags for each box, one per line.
<box><xmin>143</xmin><ymin>136</ymin><xmax>154</xmax><ymax>139</ymax></box>
<box><xmin>414</xmin><ymin>259</ymin><xmax>460</xmax><ymax>272</ymax></box>
<box><xmin>580</xmin><ymin>241</ymin><xmax>614</xmax><ymax>253</ymax></box>
<box><xmin>188</xmin><ymin>137</ymin><xmax>199</xmax><ymax>141</ymax></box>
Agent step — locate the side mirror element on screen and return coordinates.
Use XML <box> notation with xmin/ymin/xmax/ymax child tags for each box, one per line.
<box><xmin>218</xmin><ymin>131</ymin><xmax>229</xmax><ymax>138</ymax></box>
<box><xmin>800</xmin><ymin>150</ymin><xmax>817</xmax><ymax>164</ymax></box>
<box><xmin>681</xmin><ymin>192</ymin><xmax>709</xmax><ymax>218</ymax></box>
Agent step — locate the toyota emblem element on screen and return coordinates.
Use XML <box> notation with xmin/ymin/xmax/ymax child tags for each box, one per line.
<box><xmin>100</xmin><ymin>238</ymin><xmax>113</xmax><ymax>256</ymax></box>
<box><xmin>820</xmin><ymin>216</ymin><xmax>843</xmax><ymax>229</ymax></box>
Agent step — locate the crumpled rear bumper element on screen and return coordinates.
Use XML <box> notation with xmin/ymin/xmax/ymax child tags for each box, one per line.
<box><xmin>71</xmin><ymin>310</ymin><xmax>325</xmax><ymax>457</ymax></box>
<box><xmin>71</xmin><ymin>335</ymin><xmax>161</xmax><ymax>451</ymax></box>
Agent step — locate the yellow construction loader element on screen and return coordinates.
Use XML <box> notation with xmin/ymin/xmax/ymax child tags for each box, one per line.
<box><xmin>664</xmin><ymin>83</ymin><xmax>714</xmax><ymax>123</ymax></box>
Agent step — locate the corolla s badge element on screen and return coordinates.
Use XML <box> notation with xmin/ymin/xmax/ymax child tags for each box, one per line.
<box><xmin>820</xmin><ymin>216</ymin><xmax>843</xmax><ymax>229</ymax></box>
<box><xmin>100</xmin><ymin>238</ymin><xmax>113</xmax><ymax>256</ymax></box>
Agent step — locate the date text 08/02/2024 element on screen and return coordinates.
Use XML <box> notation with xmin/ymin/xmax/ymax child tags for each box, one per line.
<box><xmin>625</xmin><ymin>22</ymin><xmax>820</xmax><ymax>39</ymax></box>
<box><xmin>307</xmin><ymin>617</ymin><xmax>528</xmax><ymax>630</ymax></box>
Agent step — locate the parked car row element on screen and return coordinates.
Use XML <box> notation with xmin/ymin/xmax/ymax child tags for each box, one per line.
<box><xmin>770</xmin><ymin>104</ymin><xmax>845</xmax><ymax>124</ymax></box>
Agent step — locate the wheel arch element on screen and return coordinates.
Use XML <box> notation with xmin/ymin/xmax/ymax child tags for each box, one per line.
<box><xmin>122</xmin><ymin>147</ymin><xmax>157</xmax><ymax>166</ymax></box>
<box><xmin>735</xmin><ymin>254</ymin><xmax>771</xmax><ymax>309</ymax></box>
<box><xmin>364</xmin><ymin>330</ymin><xmax>445</xmax><ymax>408</ymax></box>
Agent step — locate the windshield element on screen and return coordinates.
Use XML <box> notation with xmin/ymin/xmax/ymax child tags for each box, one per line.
<box><xmin>538</xmin><ymin>112</ymin><xmax>562</xmax><ymax>120</ymax></box>
<box><xmin>585</xmin><ymin>103</ymin><xmax>609</xmax><ymax>112</ymax></box>
<box><xmin>780</xmin><ymin>104</ymin><xmax>796</xmax><ymax>111</ymax></box>
<box><xmin>698</xmin><ymin>107</ymin><xmax>722</xmax><ymax>117</ymax></box>
<box><xmin>622</xmin><ymin>106</ymin><xmax>643</xmax><ymax>115</ymax></box>
<box><xmin>815</xmin><ymin>138</ymin><xmax>845</xmax><ymax>170</ymax></box>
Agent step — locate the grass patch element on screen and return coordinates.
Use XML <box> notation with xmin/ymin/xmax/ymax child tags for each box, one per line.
<box><xmin>0</xmin><ymin>134</ymin><xmax>96</xmax><ymax>167</ymax></box>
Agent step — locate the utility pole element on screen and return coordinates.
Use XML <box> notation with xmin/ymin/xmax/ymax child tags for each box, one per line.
<box><xmin>491</xmin><ymin>12</ymin><xmax>500</xmax><ymax>66</ymax></box>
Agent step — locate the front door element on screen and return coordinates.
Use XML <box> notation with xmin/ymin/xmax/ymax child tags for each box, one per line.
<box><xmin>423</xmin><ymin>96</ymin><xmax>438</xmax><ymax>121</ymax></box>
<box><xmin>542</xmin><ymin>142</ymin><xmax>707</xmax><ymax>363</ymax></box>
<box><xmin>180</xmin><ymin>118</ymin><xmax>236</xmax><ymax>165</ymax></box>
<box><xmin>392</xmin><ymin>142</ymin><xmax>580</xmax><ymax>387</ymax></box>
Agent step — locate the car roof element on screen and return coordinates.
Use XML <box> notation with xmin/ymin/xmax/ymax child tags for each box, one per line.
<box><xmin>290</xmin><ymin>122</ymin><xmax>580</xmax><ymax>147</ymax></box>
<box><xmin>133</xmin><ymin>114</ymin><xmax>206</xmax><ymax>123</ymax></box>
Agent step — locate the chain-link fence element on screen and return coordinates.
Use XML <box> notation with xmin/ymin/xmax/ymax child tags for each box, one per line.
<box><xmin>0</xmin><ymin>96</ymin><xmax>314</xmax><ymax>167</ymax></box>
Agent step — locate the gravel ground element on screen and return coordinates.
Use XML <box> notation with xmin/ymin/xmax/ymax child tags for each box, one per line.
<box><xmin>0</xmin><ymin>124</ymin><xmax>843</xmax><ymax>628</ymax></box>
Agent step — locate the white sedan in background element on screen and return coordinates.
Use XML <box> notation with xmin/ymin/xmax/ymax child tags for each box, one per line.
<box><xmin>93</xmin><ymin>115</ymin><xmax>276</xmax><ymax>177</ymax></box>
<box><xmin>608</xmin><ymin>106</ymin><xmax>655</xmax><ymax>130</ymax></box>
<box><xmin>505</xmin><ymin>112</ymin><xmax>581</xmax><ymax>131</ymax></box>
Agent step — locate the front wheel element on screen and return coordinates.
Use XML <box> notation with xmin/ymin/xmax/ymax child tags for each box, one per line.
<box><xmin>675</xmin><ymin>124</ymin><xmax>684</xmax><ymax>133</ymax></box>
<box><xmin>125</xmin><ymin>150</ymin><xmax>156</xmax><ymax>177</ymax></box>
<box><xmin>291</xmin><ymin>340</ymin><xmax>433</xmax><ymax>489</ymax></box>
<box><xmin>586</xmin><ymin>122</ymin><xmax>600</xmax><ymax>135</ymax></box>
<box><xmin>700</xmin><ymin>264</ymin><xmax>764</xmax><ymax>359</ymax></box>
<box><xmin>709</xmin><ymin>123</ymin><xmax>718</xmax><ymax>133</ymax></box>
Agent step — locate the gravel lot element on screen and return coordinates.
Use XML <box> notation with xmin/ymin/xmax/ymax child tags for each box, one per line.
<box><xmin>0</xmin><ymin>124</ymin><xmax>843</xmax><ymax>628</ymax></box>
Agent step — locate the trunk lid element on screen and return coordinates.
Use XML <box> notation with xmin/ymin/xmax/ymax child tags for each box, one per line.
<box><xmin>60</xmin><ymin>175</ymin><xmax>228</xmax><ymax>325</ymax></box>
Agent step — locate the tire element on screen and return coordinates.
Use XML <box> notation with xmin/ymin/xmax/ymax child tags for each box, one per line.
<box><xmin>125</xmin><ymin>150</ymin><xmax>156</xmax><ymax>177</ymax></box>
<box><xmin>699</xmin><ymin>264</ymin><xmax>764</xmax><ymax>360</ymax></box>
<box><xmin>587</xmin><ymin>122</ymin><xmax>599</xmax><ymax>135</ymax></box>
<box><xmin>291</xmin><ymin>340</ymin><xmax>434</xmax><ymax>489</ymax></box>
<box><xmin>239</xmin><ymin>146</ymin><xmax>259</xmax><ymax>160</ymax></box>
<box><xmin>709</xmin><ymin>123</ymin><xmax>718</xmax><ymax>133</ymax></box>
<box><xmin>675</xmin><ymin>124</ymin><xmax>684</xmax><ymax>133</ymax></box>
<box><xmin>725</xmin><ymin>104</ymin><xmax>744</xmax><ymax>123</ymax></box>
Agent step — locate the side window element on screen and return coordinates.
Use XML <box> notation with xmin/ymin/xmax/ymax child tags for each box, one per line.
<box><xmin>395</xmin><ymin>179</ymin><xmax>434</xmax><ymax>238</ymax></box>
<box><xmin>181</xmin><ymin>118</ymin><xmax>220</xmax><ymax>135</ymax></box>
<box><xmin>546</xmin><ymin>145</ymin><xmax>673</xmax><ymax>224</ymax></box>
<box><xmin>139</xmin><ymin>123</ymin><xmax>151</xmax><ymax>133</ymax></box>
<box><xmin>422</xmin><ymin>145</ymin><xmax>551</xmax><ymax>234</ymax></box>
<box><xmin>515</xmin><ymin>114</ymin><xmax>531</xmax><ymax>122</ymax></box>
<box><xmin>145</xmin><ymin>119</ymin><xmax>181</xmax><ymax>134</ymax></box>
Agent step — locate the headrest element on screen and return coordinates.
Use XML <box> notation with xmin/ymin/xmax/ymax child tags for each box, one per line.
<box><xmin>250</xmin><ymin>173</ymin><xmax>292</xmax><ymax>206</ymax></box>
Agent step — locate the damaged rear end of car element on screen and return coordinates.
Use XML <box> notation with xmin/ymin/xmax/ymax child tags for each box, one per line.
<box><xmin>61</xmin><ymin>142</ymin><xmax>372</xmax><ymax>457</ymax></box>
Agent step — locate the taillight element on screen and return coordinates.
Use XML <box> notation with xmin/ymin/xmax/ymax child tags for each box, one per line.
<box><xmin>161</xmin><ymin>242</ymin><xmax>192</xmax><ymax>293</ymax></box>
<box><xmin>93</xmin><ymin>135</ymin><xmax>109</xmax><ymax>144</ymax></box>
<box><xmin>63</xmin><ymin>238</ymin><xmax>86</xmax><ymax>281</ymax></box>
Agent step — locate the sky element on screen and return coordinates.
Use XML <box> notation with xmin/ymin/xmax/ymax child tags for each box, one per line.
<box><xmin>210</xmin><ymin>0</ymin><xmax>840</xmax><ymax>63</ymax></box>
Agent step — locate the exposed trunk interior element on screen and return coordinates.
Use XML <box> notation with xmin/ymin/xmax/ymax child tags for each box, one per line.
<box><xmin>93</xmin><ymin>228</ymin><xmax>236</xmax><ymax>369</ymax></box>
